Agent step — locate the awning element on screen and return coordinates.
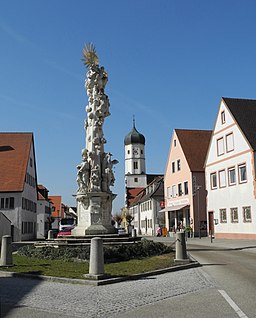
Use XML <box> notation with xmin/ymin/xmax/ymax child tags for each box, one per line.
<box><xmin>165</xmin><ymin>204</ymin><xmax>189</xmax><ymax>212</ymax></box>
<box><xmin>158</xmin><ymin>209</ymin><xmax>166</xmax><ymax>213</ymax></box>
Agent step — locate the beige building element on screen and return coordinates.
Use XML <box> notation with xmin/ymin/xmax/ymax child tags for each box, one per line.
<box><xmin>164</xmin><ymin>129</ymin><xmax>212</xmax><ymax>237</ymax></box>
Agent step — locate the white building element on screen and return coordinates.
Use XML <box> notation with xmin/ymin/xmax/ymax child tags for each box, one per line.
<box><xmin>37</xmin><ymin>185</ymin><xmax>52</xmax><ymax>239</ymax></box>
<box><xmin>205</xmin><ymin>97</ymin><xmax>256</xmax><ymax>239</ymax></box>
<box><xmin>0</xmin><ymin>133</ymin><xmax>38</xmax><ymax>241</ymax></box>
<box><xmin>129</xmin><ymin>176</ymin><xmax>164</xmax><ymax>236</ymax></box>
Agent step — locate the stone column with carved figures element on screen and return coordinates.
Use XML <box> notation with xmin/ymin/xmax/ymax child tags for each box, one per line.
<box><xmin>72</xmin><ymin>43</ymin><xmax>118</xmax><ymax>236</ymax></box>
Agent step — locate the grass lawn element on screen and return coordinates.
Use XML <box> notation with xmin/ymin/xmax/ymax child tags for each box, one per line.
<box><xmin>0</xmin><ymin>253</ymin><xmax>175</xmax><ymax>279</ymax></box>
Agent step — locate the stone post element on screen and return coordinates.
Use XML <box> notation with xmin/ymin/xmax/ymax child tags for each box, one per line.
<box><xmin>48</xmin><ymin>230</ymin><xmax>54</xmax><ymax>239</ymax></box>
<box><xmin>132</xmin><ymin>228</ymin><xmax>137</xmax><ymax>238</ymax></box>
<box><xmin>0</xmin><ymin>235</ymin><xmax>13</xmax><ymax>267</ymax></box>
<box><xmin>84</xmin><ymin>237</ymin><xmax>107</xmax><ymax>280</ymax></box>
<box><xmin>175</xmin><ymin>231</ymin><xmax>189</xmax><ymax>263</ymax></box>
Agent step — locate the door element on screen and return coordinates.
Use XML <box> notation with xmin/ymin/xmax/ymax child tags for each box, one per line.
<box><xmin>208</xmin><ymin>211</ymin><xmax>214</xmax><ymax>236</ymax></box>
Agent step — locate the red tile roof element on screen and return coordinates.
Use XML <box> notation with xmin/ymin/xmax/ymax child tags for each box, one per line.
<box><xmin>175</xmin><ymin>129</ymin><xmax>212</xmax><ymax>172</ymax></box>
<box><xmin>0</xmin><ymin>133</ymin><xmax>33</xmax><ymax>192</ymax></box>
<box><xmin>49</xmin><ymin>195</ymin><xmax>63</xmax><ymax>218</ymax></box>
<box><xmin>126</xmin><ymin>188</ymin><xmax>144</xmax><ymax>207</ymax></box>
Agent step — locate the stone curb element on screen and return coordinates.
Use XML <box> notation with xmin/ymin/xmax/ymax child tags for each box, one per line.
<box><xmin>0</xmin><ymin>258</ymin><xmax>200</xmax><ymax>286</ymax></box>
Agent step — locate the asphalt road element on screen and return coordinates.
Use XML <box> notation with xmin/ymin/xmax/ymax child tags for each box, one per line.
<box><xmin>187</xmin><ymin>243</ymin><xmax>256</xmax><ymax>318</ymax></box>
<box><xmin>1</xmin><ymin>238</ymin><xmax>256</xmax><ymax>318</ymax></box>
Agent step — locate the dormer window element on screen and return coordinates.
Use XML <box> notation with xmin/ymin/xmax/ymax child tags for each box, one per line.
<box><xmin>221</xmin><ymin>111</ymin><xmax>226</xmax><ymax>124</ymax></box>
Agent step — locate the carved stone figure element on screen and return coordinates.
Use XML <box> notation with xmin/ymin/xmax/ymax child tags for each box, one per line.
<box><xmin>76</xmin><ymin>149</ymin><xmax>90</xmax><ymax>192</ymax></box>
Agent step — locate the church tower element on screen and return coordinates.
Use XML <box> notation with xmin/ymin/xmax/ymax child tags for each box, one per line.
<box><xmin>124</xmin><ymin>119</ymin><xmax>147</xmax><ymax>206</ymax></box>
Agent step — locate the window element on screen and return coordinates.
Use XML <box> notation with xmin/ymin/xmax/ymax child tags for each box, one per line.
<box><xmin>134</xmin><ymin>178</ymin><xmax>138</xmax><ymax>182</ymax></box>
<box><xmin>141</xmin><ymin>150</ymin><xmax>143</xmax><ymax>154</ymax></box>
<box><xmin>219</xmin><ymin>170</ymin><xmax>226</xmax><ymax>188</ymax></box>
<box><xmin>30</xmin><ymin>157</ymin><xmax>33</xmax><ymax>167</ymax></box>
<box><xmin>220</xmin><ymin>208</ymin><xmax>227</xmax><ymax>223</ymax></box>
<box><xmin>226</xmin><ymin>133</ymin><xmax>234</xmax><ymax>152</ymax></box>
<box><xmin>231</xmin><ymin>207</ymin><xmax>238</xmax><ymax>223</ymax></box>
<box><xmin>217</xmin><ymin>137</ymin><xmax>224</xmax><ymax>156</ymax></box>
<box><xmin>221</xmin><ymin>111</ymin><xmax>226</xmax><ymax>124</ymax></box>
<box><xmin>210</xmin><ymin>172</ymin><xmax>217</xmax><ymax>189</ymax></box>
<box><xmin>9</xmin><ymin>197</ymin><xmax>14</xmax><ymax>209</ymax></box>
<box><xmin>174</xmin><ymin>139</ymin><xmax>176</xmax><ymax>147</ymax></box>
<box><xmin>228</xmin><ymin>167</ymin><xmax>236</xmax><ymax>185</ymax></box>
<box><xmin>0</xmin><ymin>197</ymin><xmax>15</xmax><ymax>209</ymax></box>
<box><xmin>133</xmin><ymin>161</ymin><xmax>138</xmax><ymax>169</ymax></box>
<box><xmin>243</xmin><ymin>206</ymin><xmax>252</xmax><ymax>223</ymax></box>
<box><xmin>177</xmin><ymin>159</ymin><xmax>181</xmax><ymax>171</ymax></box>
<box><xmin>178</xmin><ymin>183</ymin><xmax>182</xmax><ymax>196</ymax></box>
<box><xmin>238</xmin><ymin>164</ymin><xmax>247</xmax><ymax>183</ymax></box>
<box><xmin>172</xmin><ymin>185</ymin><xmax>176</xmax><ymax>198</ymax></box>
<box><xmin>172</xmin><ymin>162</ymin><xmax>175</xmax><ymax>173</ymax></box>
<box><xmin>167</xmin><ymin>187</ymin><xmax>171</xmax><ymax>198</ymax></box>
<box><xmin>184</xmin><ymin>181</ymin><xmax>188</xmax><ymax>195</ymax></box>
<box><xmin>127</xmin><ymin>150</ymin><xmax>130</xmax><ymax>154</ymax></box>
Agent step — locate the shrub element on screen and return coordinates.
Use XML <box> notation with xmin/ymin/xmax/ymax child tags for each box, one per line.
<box><xmin>17</xmin><ymin>240</ymin><xmax>173</xmax><ymax>263</ymax></box>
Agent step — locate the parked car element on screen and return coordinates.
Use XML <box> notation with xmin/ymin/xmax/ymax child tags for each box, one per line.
<box><xmin>57</xmin><ymin>227</ymin><xmax>72</xmax><ymax>238</ymax></box>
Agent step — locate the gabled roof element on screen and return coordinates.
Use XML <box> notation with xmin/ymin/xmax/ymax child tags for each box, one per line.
<box><xmin>130</xmin><ymin>176</ymin><xmax>164</xmax><ymax>207</ymax></box>
<box><xmin>175</xmin><ymin>129</ymin><xmax>212</xmax><ymax>172</ymax></box>
<box><xmin>0</xmin><ymin>132</ymin><xmax>33</xmax><ymax>192</ymax></box>
<box><xmin>126</xmin><ymin>188</ymin><xmax>144</xmax><ymax>207</ymax></box>
<box><xmin>222</xmin><ymin>97</ymin><xmax>256</xmax><ymax>150</ymax></box>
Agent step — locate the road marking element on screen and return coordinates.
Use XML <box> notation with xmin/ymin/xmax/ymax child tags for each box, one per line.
<box><xmin>218</xmin><ymin>290</ymin><xmax>248</xmax><ymax>318</ymax></box>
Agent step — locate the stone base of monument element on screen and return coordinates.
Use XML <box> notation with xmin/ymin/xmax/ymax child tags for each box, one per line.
<box><xmin>72</xmin><ymin>224</ymin><xmax>117</xmax><ymax>236</ymax></box>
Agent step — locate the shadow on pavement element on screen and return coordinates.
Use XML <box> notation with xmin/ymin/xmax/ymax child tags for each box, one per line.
<box><xmin>0</xmin><ymin>275</ymin><xmax>42</xmax><ymax>317</ymax></box>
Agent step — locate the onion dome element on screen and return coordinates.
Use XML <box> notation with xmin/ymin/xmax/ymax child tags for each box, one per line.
<box><xmin>124</xmin><ymin>120</ymin><xmax>145</xmax><ymax>145</ymax></box>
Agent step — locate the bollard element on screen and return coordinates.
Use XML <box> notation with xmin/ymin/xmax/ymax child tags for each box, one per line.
<box><xmin>48</xmin><ymin>230</ymin><xmax>54</xmax><ymax>239</ymax></box>
<box><xmin>131</xmin><ymin>228</ymin><xmax>137</xmax><ymax>238</ymax></box>
<box><xmin>84</xmin><ymin>237</ymin><xmax>107</xmax><ymax>280</ymax></box>
<box><xmin>0</xmin><ymin>235</ymin><xmax>13</xmax><ymax>267</ymax></box>
<box><xmin>175</xmin><ymin>231</ymin><xmax>189</xmax><ymax>262</ymax></box>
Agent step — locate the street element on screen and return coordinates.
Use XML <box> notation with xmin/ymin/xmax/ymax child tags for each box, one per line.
<box><xmin>0</xmin><ymin>238</ymin><xmax>256</xmax><ymax>318</ymax></box>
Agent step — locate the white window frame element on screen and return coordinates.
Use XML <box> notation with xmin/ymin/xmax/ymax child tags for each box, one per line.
<box><xmin>226</xmin><ymin>133</ymin><xmax>234</xmax><ymax>153</ymax></box>
<box><xmin>217</xmin><ymin>137</ymin><xmax>224</xmax><ymax>156</ymax></box>
<box><xmin>220</xmin><ymin>208</ymin><xmax>227</xmax><ymax>223</ymax></box>
<box><xmin>228</xmin><ymin>167</ymin><xmax>236</xmax><ymax>186</ymax></box>
<box><xmin>238</xmin><ymin>163</ymin><xmax>247</xmax><ymax>183</ymax></box>
<box><xmin>210</xmin><ymin>172</ymin><xmax>217</xmax><ymax>189</ymax></box>
<box><xmin>243</xmin><ymin>206</ymin><xmax>252</xmax><ymax>223</ymax></box>
<box><xmin>167</xmin><ymin>187</ymin><xmax>171</xmax><ymax>198</ymax></box>
<box><xmin>172</xmin><ymin>185</ymin><xmax>176</xmax><ymax>198</ymax></box>
<box><xmin>219</xmin><ymin>170</ymin><xmax>226</xmax><ymax>188</ymax></box>
<box><xmin>230</xmin><ymin>207</ymin><xmax>238</xmax><ymax>223</ymax></box>
<box><xmin>221</xmin><ymin>110</ymin><xmax>226</xmax><ymax>124</ymax></box>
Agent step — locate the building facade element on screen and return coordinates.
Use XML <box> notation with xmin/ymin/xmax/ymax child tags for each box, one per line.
<box><xmin>0</xmin><ymin>133</ymin><xmax>38</xmax><ymax>241</ymax></box>
<box><xmin>205</xmin><ymin>97</ymin><xmax>256</xmax><ymax>239</ymax></box>
<box><xmin>37</xmin><ymin>185</ymin><xmax>52</xmax><ymax>239</ymax></box>
<box><xmin>128</xmin><ymin>176</ymin><xmax>164</xmax><ymax>235</ymax></box>
<box><xmin>164</xmin><ymin>129</ymin><xmax>212</xmax><ymax>236</ymax></box>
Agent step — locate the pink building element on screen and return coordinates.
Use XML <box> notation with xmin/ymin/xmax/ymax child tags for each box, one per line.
<box><xmin>164</xmin><ymin>129</ymin><xmax>212</xmax><ymax>237</ymax></box>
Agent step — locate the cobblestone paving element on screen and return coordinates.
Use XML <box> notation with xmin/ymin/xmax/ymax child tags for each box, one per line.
<box><xmin>1</xmin><ymin>268</ymin><xmax>215</xmax><ymax>317</ymax></box>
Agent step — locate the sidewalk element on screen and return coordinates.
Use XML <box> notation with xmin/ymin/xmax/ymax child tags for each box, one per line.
<box><xmin>147</xmin><ymin>235</ymin><xmax>256</xmax><ymax>254</ymax></box>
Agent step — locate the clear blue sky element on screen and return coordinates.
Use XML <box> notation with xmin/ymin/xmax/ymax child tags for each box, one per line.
<box><xmin>1</xmin><ymin>0</ymin><xmax>256</xmax><ymax>213</ymax></box>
